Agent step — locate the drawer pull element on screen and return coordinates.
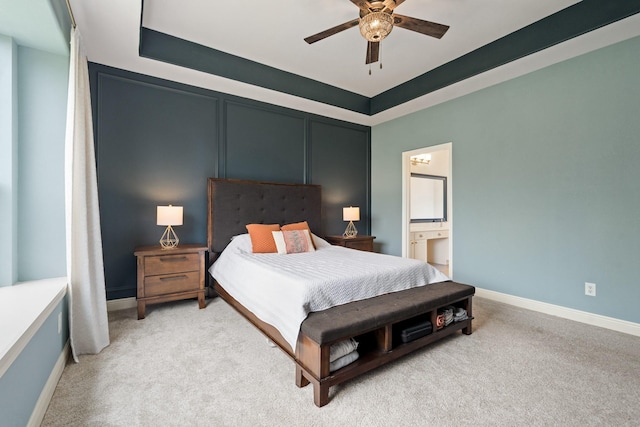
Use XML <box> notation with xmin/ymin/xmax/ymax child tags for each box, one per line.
<box><xmin>160</xmin><ymin>256</ymin><xmax>188</xmax><ymax>262</ymax></box>
<box><xmin>160</xmin><ymin>275</ymin><xmax>188</xmax><ymax>281</ymax></box>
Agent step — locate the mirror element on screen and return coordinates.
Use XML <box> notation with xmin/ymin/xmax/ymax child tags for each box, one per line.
<box><xmin>410</xmin><ymin>173</ymin><xmax>447</xmax><ymax>222</ymax></box>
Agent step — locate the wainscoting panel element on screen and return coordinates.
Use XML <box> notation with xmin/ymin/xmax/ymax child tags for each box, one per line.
<box><xmin>224</xmin><ymin>101</ymin><xmax>306</xmax><ymax>183</ymax></box>
<box><xmin>310</xmin><ymin>119</ymin><xmax>371</xmax><ymax>236</ymax></box>
<box><xmin>92</xmin><ymin>67</ymin><xmax>219</xmax><ymax>300</ymax></box>
<box><xmin>89</xmin><ymin>63</ymin><xmax>371</xmax><ymax>300</ymax></box>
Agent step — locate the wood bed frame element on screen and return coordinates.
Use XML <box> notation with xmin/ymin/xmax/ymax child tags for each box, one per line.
<box><xmin>207</xmin><ymin>178</ymin><xmax>474</xmax><ymax>406</ymax></box>
<box><xmin>207</xmin><ymin>178</ymin><xmax>323</xmax><ymax>358</ymax></box>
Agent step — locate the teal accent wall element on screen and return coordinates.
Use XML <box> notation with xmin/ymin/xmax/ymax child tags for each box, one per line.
<box><xmin>89</xmin><ymin>64</ymin><xmax>371</xmax><ymax>300</ymax></box>
<box><xmin>371</xmin><ymin>36</ymin><xmax>640</xmax><ymax>324</ymax></box>
<box><xmin>139</xmin><ymin>28</ymin><xmax>370</xmax><ymax>115</ymax></box>
<box><xmin>17</xmin><ymin>46</ymin><xmax>68</xmax><ymax>280</ymax></box>
<box><xmin>0</xmin><ymin>296</ymin><xmax>68</xmax><ymax>426</ymax></box>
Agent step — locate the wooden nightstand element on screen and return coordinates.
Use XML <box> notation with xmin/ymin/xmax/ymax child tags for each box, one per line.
<box><xmin>134</xmin><ymin>244</ymin><xmax>208</xmax><ymax>319</ymax></box>
<box><xmin>324</xmin><ymin>235</ymin><xmax>376</xmax><ymax>252</ymax></box>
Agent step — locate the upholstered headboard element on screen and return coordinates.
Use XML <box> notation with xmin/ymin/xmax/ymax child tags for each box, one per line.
<box><xmin>207</xmin><ymin>178</ymin><xmax>322</xmax><ymax>254</ymax></box>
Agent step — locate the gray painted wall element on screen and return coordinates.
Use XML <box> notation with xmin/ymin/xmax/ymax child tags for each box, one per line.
<box><xmin>0</xmin><ymin>42</ymin><xmax>67</xmax><ymax>285</ymax></box>
<box><xmin>371</xmin><ymin>35</ymin><xmax>640</xmax><ymax>324</ymax></box>
<box><xmin>0</xmin><ymin>35</ymin><xmax>18</xmax><ymax>286</ymax></box>
<box><xmin>0</xmin><ymin>40</ymin><xmax>68</xmax><ymax>424</ymax></box>
<box><xmin>0</xmin><ymin>296</ymin><xmax>68</xmax><ymax>426</ymax></box>
<box><xmin>17</xmin><ymin>46</ymin><xmax>68</xmax><ymax>280</ymax></box>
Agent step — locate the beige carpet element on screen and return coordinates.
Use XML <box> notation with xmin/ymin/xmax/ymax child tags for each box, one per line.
<box><xmin>42</xmin><ymin>296</ymin><xmax>640</xmax><ymax>426</ymax></box>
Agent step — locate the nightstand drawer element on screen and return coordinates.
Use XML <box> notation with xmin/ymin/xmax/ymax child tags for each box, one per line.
<box><xmin>324</xmin><ymin>235</ymin><xmax>376</xmax><ymax>252</ymax></box>
<box><xmin>144</xmin><ymin>271</ymin><xmax>200</xmax><ymax>297</ymax></box>
<box><xmin>144</xmin><ymin>252</ymin><xmax>199</xmax><ymax>276</ymax></box>
<box><xmin>345</xmin><ymin>239</ymin><xmax>373</xmax><ymax>252</ymax></box>
<box><xmin>135</xmin><ymin>244</ymin><xmax>208</xmax><ymax>319</ymax></box>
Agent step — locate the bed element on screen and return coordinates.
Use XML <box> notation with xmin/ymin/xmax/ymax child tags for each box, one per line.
<box><xmin>207</xmin><ymin>178</ymin><xmax>475</xmax><ymax>406</ymax></box>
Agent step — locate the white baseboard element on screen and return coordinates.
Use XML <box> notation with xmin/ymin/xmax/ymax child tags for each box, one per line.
<box><xmin>27</xmin><ymin>341</ymin><xmax>70</xmax><ymax>427</ymax></box>
<box><xmin>106</xmin><ymin>297</ymin><xmax>137</xmax><ymax>312</ymax></box>
<box><xmin>475</xmin><ymin>288</ymin><xmax>640</xmax><ymax>337</ymax></box>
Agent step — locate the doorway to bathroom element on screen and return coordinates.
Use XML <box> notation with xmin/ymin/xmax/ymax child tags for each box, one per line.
<box><xmin>401</xmin><ymin>142</ymin><xmax>452</xmax><ymax>277</ymax></box>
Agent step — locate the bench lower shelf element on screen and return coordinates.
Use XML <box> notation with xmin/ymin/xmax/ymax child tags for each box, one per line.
<box><xmin>214</xmin><ymin>280</ymin><xmax>474</xmax><ymax>408</ymax></box>
<box><xmin>296</xmin><ymin>317</ymin><xmax>473</xmax><ymax>406</ymax></box>
<box><xmin>333</xmin><ymin>318</ymin><xmax>473</xmax><ymax>381</ymax></box>
<box><xmin>295</xmin><ymin>295</ymin><xmax>474</xmax><ymax>407</ymax></box>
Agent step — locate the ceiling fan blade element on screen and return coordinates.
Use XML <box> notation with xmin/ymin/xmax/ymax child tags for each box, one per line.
<box><xmin>365</xmin><ymin>41</ymin><xmax>380</xmax><ymax>64</ymax></box>
<box><xmin>350</xmin><ymin>0</ymin><xmax>373</xmax><ymax>13</ymax></box>
<box><xmin>392</xmin><ymin>14</ymin><xmax>450</xmax><ymax>39</ymax></box>
<box><xmin>304</xmin><ymin>18</ymin><xmax>360</xmax><ymax>44</ymax></box>
<box><xmin>382</xmin><ymin>0</ymin><xmax>406</xmax><ymax>13</ymax></box>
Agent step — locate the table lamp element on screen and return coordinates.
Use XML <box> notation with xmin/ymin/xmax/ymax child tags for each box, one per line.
<box><xmin>342</xmin><ymin>206</ymin><xmax>360</xmax><ymax>238</ymax></box>
<box><xmin>157</xmin><ymin>205</ymin><xmax>183</xmax><ymax>249</ymax></box>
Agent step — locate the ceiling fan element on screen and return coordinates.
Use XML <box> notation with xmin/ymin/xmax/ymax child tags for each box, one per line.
<box><xmin>304</xmin><ymin>0</ymin><xmax>449</xmax><ymax>65</ymax></box>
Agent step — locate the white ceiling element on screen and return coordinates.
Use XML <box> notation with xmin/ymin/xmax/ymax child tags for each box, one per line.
<box><xmin>143</xmin><ymin>0</ymin><xmax>582</xmax><ymax>98</ymax></box>
<box><xmin>4</xmin><ymin>1</ymin><xmax>640</xmax><ymax>126</ymax></box>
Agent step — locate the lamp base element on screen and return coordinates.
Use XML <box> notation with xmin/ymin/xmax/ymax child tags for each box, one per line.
<box><xmin>160</xmin><ymin>225</ymin><xmax>179</xmax><ymax>249</ymax></box>
<box><xmin>342</xmin><ymin>221</ymin><xmax>358</xmax><ymax>239</ymax></box>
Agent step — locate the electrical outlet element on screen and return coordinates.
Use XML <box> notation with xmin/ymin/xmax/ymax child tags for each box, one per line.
<box><xmin>58</xmin><ymin>312</ymin><xmax>62</xmax><ymax>334</ymax></box>
<box><xmin>585</xmin><ymin>282</ymin><xmax>596</xmax><ymax>297</ymax></box>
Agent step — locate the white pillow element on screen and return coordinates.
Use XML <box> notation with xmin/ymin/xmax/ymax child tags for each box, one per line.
<box><xmin>271</xmin><ymin>229</ymin><xmax>316</xmax><ymax>254</ymax></box>
<box><xmin>311</xmin><ymin>233</ymin><xmax>331</xmax><ymax>248</ymax></box>
<box><xmin>228</xmin><ymin>233</ymin><xmax>253</xmax><ymax>253</ymax></box>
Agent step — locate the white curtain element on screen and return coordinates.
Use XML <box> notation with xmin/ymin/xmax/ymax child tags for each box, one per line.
<box><xmin>65</xmin><ymin>27</ymin><xmax>110</xmax><ymax>361</ymax></box>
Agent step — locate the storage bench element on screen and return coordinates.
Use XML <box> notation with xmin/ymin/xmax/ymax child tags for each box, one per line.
<box><xmin>294</xmin><ymin>280</ymin><xmax>475</xmax><ymax>407</ymax></box>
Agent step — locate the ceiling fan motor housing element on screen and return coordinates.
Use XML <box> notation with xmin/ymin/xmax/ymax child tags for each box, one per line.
<box><xmin>359</xmin><ymin>11</ymin><xmax>394</xmax><ymax>41</ymax></box>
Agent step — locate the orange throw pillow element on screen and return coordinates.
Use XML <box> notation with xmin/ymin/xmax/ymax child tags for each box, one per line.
<box><xmin>246</xmin><ymin>223</ymin><xmax>280</xmax><ymax>253</ymax></box>
<box><xmin>282</xmin><ymin>221</ymin><xmax>315</xmax><ymax>248</ymax></box>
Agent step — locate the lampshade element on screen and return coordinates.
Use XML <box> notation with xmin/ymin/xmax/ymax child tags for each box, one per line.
<box><xmin>157</xmin><ymin>205</ymin><xmax>183</xmax><ymax>226</ymax></box>
<box><xmin>343</xmin><ymin>206</ymin><xmax>360</xmax><ymax>222</ymax></box>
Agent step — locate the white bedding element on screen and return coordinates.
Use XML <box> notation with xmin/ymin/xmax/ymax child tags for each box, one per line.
<box><xmin>210</xmin><ymin>234</ymin><xmax>449</xmax><ymax>351</ymax></box>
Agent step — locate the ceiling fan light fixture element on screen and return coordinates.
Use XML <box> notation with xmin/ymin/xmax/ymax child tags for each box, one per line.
<box><xmin>359</xmin><ymin>11</ymin><xmax>393</xmax><ymax>42</ymax></box>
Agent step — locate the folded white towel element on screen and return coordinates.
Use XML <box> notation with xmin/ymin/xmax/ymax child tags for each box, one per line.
<box><xmin>330</xmin><ymin>350</ymin><xmax>359</xmax><ymax>372</ymax></box>
<box><xmin>329</xmin><ymin>338</ymin><xmax>358</xmax><ymax>363</ymax></box>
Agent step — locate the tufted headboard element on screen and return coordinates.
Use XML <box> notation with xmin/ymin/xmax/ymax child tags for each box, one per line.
<box><xmin>207</xmin><ymin>178</ymin><xmax>323</xmax><ymax>254</ymax></box>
